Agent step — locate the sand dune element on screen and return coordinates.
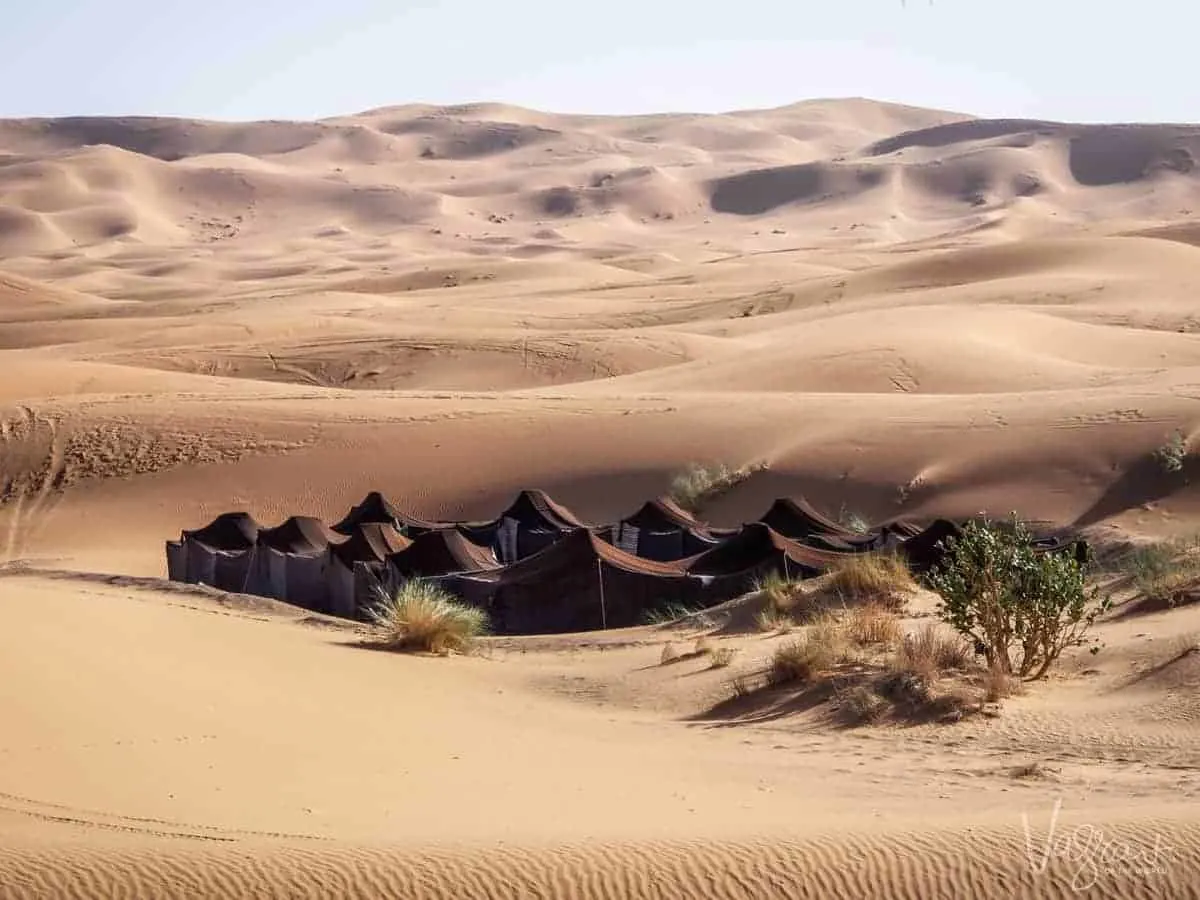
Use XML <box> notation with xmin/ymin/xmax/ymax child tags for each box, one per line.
<box><xmin>4</xmin><ymin>97</ymin><xmax>1200</xmax><ymax>897</ymax></box>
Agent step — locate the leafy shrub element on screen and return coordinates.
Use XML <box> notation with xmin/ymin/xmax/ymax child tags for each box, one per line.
<box><xmin>926</xmin><ymin>515</ymin><xmax>1111</xmax><ymax>679</ymax></box>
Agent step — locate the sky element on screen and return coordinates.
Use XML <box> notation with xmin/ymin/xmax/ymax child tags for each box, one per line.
<box><xmin>1</xmin><ymin>1</ymin><xmax>1196</xmax><ymax>123</ymax></box>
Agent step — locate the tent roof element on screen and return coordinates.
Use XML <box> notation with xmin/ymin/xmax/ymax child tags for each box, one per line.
<box><xmin>332</xmin><ymin>491</ymin><xmax>445</xmax><ymax>535</ymax></box>
<box><xmin>756</xmin><ymin>497</ymin><xmax>860</xmax><ymax>540</ymax></box>
<box><xmin>182</xmin><ymin>511</ymin><xmax>262</xmax><ymax>550</ymax></box>
<box><xmin>385</xmin><ymin>528</ymin><xmax>501</xmax><ymax>577</ymax></box>
<box><xmin>493</xmin><ymin>489</ymin><xmax>590</xmax><ymax>530</ymax></box>
<box><xmin>258</xmin><ymin>516</ymin><xmax>344</xmax><ymax>554</ymax></box>
<box><xmin>499</xmin><ymin>528</ymin><xmax>690</xmax><ymax>584</ymax></box>
<box><xmin>683</xmin><ymin>522</ymin><xmax>848</xmax><ymax>576</ymax></box>
<box><xmin>620</xmin><ymin>497</ymin><xmax>713</xmax><ymax>534</ymax></box>
<box><xmin>330</xmin><ymin>522</ymin><xmax>411</xmax><ymax>565</ymax></box>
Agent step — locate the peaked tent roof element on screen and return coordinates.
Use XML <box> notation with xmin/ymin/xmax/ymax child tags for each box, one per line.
<box><xmin>756</xmin><ymin>498</ymin><xmax>861</xmax><ymax>540</ymax></box>
<box><xmin>182</xmin><ymin>512</ymin><xmax>262</xmax><ymax>550</ymax></box>
<box><xmin>385</xmin><ymin>528</ymin><xmax>501</xmax><ymax>578</ymax></box>
<box><xmin>332</xmin><ymin>491</ymin><xmax>447</xmax><ymax>536</ymax></box>
<box><xmin>330</xmin><ymin>522</ymin><xmax>412</xmax><ymax>565</ymax></box>
<box><xmin>683</xmin><ymin>522</ymin><xmax>849</xmax><ymax>576</ymax></box>
<box><xmin>258</xmin><ymin>516</ymin><xmax>345</xmax><ymax>554</ymax></box>
<box><xmin>619</xmin><ymin>497</ymin><xmax>714</xmax><ymax>534</ymax></box>
<box><xmin>493</xmin><ymin>489</ymin><xmax>591</xmax><ymax>530</ymax></box>
<box><xmin>498</xmin><ymin>527</ymin><xmax>689</xmax><ymax>583</ymax></box>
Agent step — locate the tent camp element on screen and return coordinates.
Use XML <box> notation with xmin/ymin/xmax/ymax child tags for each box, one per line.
<box><xmin>458</xmin><ymin>489</ymin><xmax>593</xmax><ymax>564</ymax></box>
<box><xmin>607</xmin><ymin>498</ymin><xmax>722</xmax><ymax>562</ymax></box>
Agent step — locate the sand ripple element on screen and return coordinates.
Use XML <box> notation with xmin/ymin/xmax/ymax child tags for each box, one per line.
<box><xmin>3</xmin><ymin>820</ymin><xmax>1197</xmax><ymax>900</ymax></box>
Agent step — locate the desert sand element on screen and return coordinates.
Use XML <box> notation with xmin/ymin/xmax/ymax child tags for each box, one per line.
<box><xmin>3</xmin><ymin>99</ymin><xmax>1200</xmax><ymax>897</ymax></box>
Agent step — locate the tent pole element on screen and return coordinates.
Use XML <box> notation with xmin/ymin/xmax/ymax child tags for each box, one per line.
<box><xmin>597</xmin><ymin>558</ymin><xmax>607</xmax><ymax>630</ymax></box>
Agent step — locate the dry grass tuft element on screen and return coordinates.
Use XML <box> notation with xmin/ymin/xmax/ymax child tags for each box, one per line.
<box><xmin>660</xmin><ymin>642</ymin><xmax>682</xmax><ymax>665</ymax></box>
<box><xmin>826</xmin><ymin>553</ymin><xmax>915</xmax><ymax>609</ymax></box>
<box><xmin>729</xmin><ymin>672</ymin><xmax>757</xmax><ymax>698</ymax></box>
<box><xmin>893</xmin><ymin>623</ymin><xmax>971</xmax><ymax>682</ymax></box>
<box><xmin>844</xmin><ymin>603</ymin><xmax>903</xmax><ymax>646</ymax></box>
<box><xmin>693</xmin><ymin>636</ymin><xmax>714</xmax><ymax>656</ymax></box>
<box><xmin>769</xmin><ymin>619</ymin><xmax>853</xmax><ymax>686</ymax></box>
<box><xmin>983</xmin><ymin>662</ymin><xmax>1021</xmax><ymax>702</ymax></box>
<box><xmin>756</xmin><ymin>606</ymin><xmax>794</xmax><ymax>634</ymax></box>
<box><xmin>709</xmin><ymin>647</ymin><xmax>737</xmax><ymax>669</ymax></box>
<box><xmin>368</xmin><ymin>581</ymin><xmax>488</xmax><ymax>654</ymax></box>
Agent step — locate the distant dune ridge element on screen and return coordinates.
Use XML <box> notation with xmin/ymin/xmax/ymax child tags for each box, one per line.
<box><xmin>4</xmin><ymin>98</ymin><xmax>1200</xmax><ymax>898</ymax></box>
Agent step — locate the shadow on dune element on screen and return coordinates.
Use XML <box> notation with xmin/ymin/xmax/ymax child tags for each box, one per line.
<box><xmin>1071</xmin><ymin>454</ymin><xmax>1194</xmax><ymax>531</ymax></box>
<box><xmin>708</xmin><ymin>163</ymin><xmax>883</xmax><ymax>215</ymax></box>
<box><xmin>684</xmin><ymin>675</ymin><xmax>839</xmax><ymax>728</ymax></box>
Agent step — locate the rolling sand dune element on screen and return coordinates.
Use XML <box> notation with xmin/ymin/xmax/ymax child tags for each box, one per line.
<box><xmin>4</xmin><ymin>98</ymin><xmax>1200</xmax><ymax>896</ymax></box>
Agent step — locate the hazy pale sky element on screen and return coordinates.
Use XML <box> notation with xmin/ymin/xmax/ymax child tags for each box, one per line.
<box><xmin>1</xmin><ymin>1</ymin><xmax>1194</xmax><ymax>122</ymax></box>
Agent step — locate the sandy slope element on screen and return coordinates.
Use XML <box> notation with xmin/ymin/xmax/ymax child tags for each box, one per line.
<box><xmin>4</xmin><ymin>98</ymin><xmax>1200</xmax><ymax>896</ymax></box>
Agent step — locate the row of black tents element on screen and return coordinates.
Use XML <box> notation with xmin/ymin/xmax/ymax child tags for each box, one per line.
<box><xmin>165</xmin><ymin>490</ymin><xmax>1086</xmax><ymax>635</ymax></box>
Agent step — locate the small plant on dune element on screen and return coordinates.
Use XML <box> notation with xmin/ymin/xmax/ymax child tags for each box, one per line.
<box><xmin>755</xmin><ymin>570</ymin><xmax>803</xmax><ymax>610</ymax></box>
<box><xmin>756</xmin><ymin>606</ymin><xmax>794</xmax><ymax>634</ymax></box>
<box><xmin>1121</xmin><ymin>540</ymin><xmax>1200</xmax><ymax>608</ymax></box>
<box><xmin>769</xmin><ymin>619</ymin><xmax>852</xmax><ymax>686</ymax></box>
<box><xmin>982</xmin><ymin>660</ymin><xmax>1020</xmax><ymax>703</ymax></box>
<box><xmin>837</xmin><ymin>504</ymin><xmax>872</xmax><ymax>536</ymax></box>
<box><xmin>668</xmin><ymin>460</ymin><xmax>768</xmax><ymax>515</ymax></box>
<box><xmin>836</xmin><ymin>683</ymin><xmax>889</xmax><ymax>724</ymax></box>
<box><xmin>927</xmin><ymin>514</ymin><xmax>1111</xmax><ymax>680</ymax></box>
<box><xmin>894</xmin><ymin>623</ymin><xmax>972</xmax><ymax>682</ymax></box>
<box><xmin>827</xmin><ymin>553</ymin><xmax>916</xmax><ymax>610</ymax></box>
<box><xmin>1154</xmin><ymin>430</ymin><xmax>1188</xmax><ymax>474</ymax></box>
<box><xmin>368</xmin><ymin>580</ymin><xmax>488</xmax><ymax>654</ymax></box>
<box><xmin>643</xmin><ymin>602</ymin><xmax>705</xmax><ymax>625</ymax></box>
<box><xmin>844</xmin><ymin>603</ymin><xmax>903</xmax><ymax>647</ymax></box>
<box><xmin>710</xmin><ymin>647</ymin><xmax>738</xmax><ymax>669</ymax></box>
<box><xmin>660</xmin><ymin>642</ymin><xmax>682</xmax><ymax>665</ymax></box>
<box><xmin>693</xmin><ymin>636</ymin><xmax>714</xmax><ymax>656</ymax></box>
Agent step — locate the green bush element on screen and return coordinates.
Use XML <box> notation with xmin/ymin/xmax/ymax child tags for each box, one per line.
<box><xmin>926</xmin><ymin>515</ymin><xmax>1110</xmax><ymax>680</ymax></box>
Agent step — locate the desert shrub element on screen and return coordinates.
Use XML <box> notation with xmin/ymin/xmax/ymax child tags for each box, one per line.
<box><xmin>368</xmin><ymin>580</ymin><xmax>488</xmax><ymax>654</ymax></box>
<box><xmin>769</xmin><ymin>619</ymin><xmax>851</xmax><ymax>685</ymax></box>
<box><xmin>837</xmin><ymin>683</ymin><xmax>888</xmax><ymax>724</ymax></box>
<box><xmin>756</xmin><ymin>605</ymin><xmax>794</xmax><ymax>633</ymax></box>
<box><xmin>660</xmin><ymin>642</ymin><xmax>681</xmax><ymax>665</ymax></box>
<box><xmin>1155</xmin><ymin>430</ymin><xmax>1188</xmax><ymax>474</ymax></box>
<box><xmin>693</xmin><ymin>636</ymin><xmax>714</xmax><ymax>655</ymax></box>
<box><xmin>1122</xmin><ymin>541</ymin><xmax>1200</xmax><ymax>607</ymax></box>
<box><xmin>927</xmin><ymin>515</ymin><xmax>1111</xmax><ymax>680</ymax></box>
<box><xmin>895</xmin><ymin>623</ymin><xmax>971</xmax><ymax>681</ymax></box>
<box><xmin>668</xmin><ymin>460</ymin><xmax>767</xmax><ymax>514</ymax></box>
<box><xmin>844</xmin><ymin>603</ymin><xmax>903</xmax><ymax>646</ymax></box>
<box><xmin>710</xmin><ymin>647</ymin><xmax>737</xmax><ymax>669</ymax></box>
<box><xmin>982</xmin><ymin>661</ymin><xmax>1020</xmax><ymax>702</ymax></box>
<box><xmin>756</xmin><ymin>570</ymin><xmax>803</xmax><ymax>610</ymax></box>
<box><xmin>828</xmin><ymin>554</ymin><xmax>915</xmax><ymax>609</ymax></box>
